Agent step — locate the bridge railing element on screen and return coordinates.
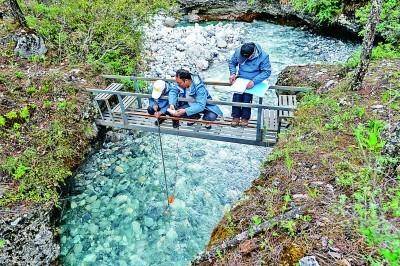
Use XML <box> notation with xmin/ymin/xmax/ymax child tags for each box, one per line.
<box><xmin>101</xmin><ymin>75</ymin><xmax>312</xmax><ymax>94</ymax></box>
<box><xmin>87</xmin><ymin>76</ymin><xmax>311</xmax><ymax>144</ymax></box>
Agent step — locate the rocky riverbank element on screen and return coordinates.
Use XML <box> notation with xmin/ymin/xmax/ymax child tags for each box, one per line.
<box><xmin>141</xmin><ymin>14</ymin><xmax>244</xmax><ymax>77</ymax></box>
<box><xmin>178</xmin><ymin>0</ymin><xmax>363</xmax><ymax>40</ymax></box>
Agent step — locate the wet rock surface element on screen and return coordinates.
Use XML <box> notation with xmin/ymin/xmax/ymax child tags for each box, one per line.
<box><xmin>0</xmin><ymin>204</ymin><xmax>59</xmax><ymax>265</ymax></box>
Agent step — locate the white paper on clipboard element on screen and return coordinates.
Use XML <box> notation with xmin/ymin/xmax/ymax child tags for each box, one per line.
<box><xmin>228</xmin><ymin>78</ymin><xmax>251</xmax><ymax>93</ymax></box>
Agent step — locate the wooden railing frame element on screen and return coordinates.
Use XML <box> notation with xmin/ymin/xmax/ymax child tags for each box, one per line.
<box><xmin>86</xmin><ymin>89</ymin><xmax>295</xmax><ymax>111</ymax></box>
<box><xmin>101</xmin><ymin>75</ymin><xmax>312</xmax><ymax>94</ymax></box>
<box><xmin>88</xmin><ymin>76</ymin><xmax>309</xmax><ymax>145</ymax></box>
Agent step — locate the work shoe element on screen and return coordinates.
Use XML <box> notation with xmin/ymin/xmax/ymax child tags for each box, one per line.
<box><xmin>172</xmin><ymin>120</ymin><xmax>180</xmax><ymax>128</ymax></box>
<box><xmin>205</xmin><ymin>124</ymin><xmax>212</xmax><ymax>130</ymax></box>
<box><xmin>240</xmin><ymin>119</ymin><xmax>249</xmax><ymax>127</ymax></box>
<box><xmin>231</xmin><ymin>118</ymin><xmax>240</xmax><ymax>127</ymax></box>
<box><xmin>154</xmin><ymin>118</ymin><xmax>166</xmax><ymax>126</ymax></box>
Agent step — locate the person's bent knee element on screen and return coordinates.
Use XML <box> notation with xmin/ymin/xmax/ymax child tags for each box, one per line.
<box><xmin>147</xmin><ymin>106</ymin><xmax>155</xmax><ymax>115</ymax></box>
<box><xmin>203</xmin><ymin>111</ymin><xmax>218</xmax><ymax>121</ymax></box>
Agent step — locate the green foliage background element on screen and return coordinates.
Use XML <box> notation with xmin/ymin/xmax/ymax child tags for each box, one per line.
<box><xmin>291</xmin><ymin>0</ymin><xmax>400</xmax><ymax>50</ymax></box>
<box><xmin>356</xmin><ymin>0</ymin><xmax>400</xmax><ymax>47</ymax></box>
<box><xmin>290</xmin><ymin>0</ymin><xmax>343</xmax><ymax>23</ymax></box>
<box><xmin>20</xmin><ymin>0</ymin><xmax>172</xmax><ymax>74</ymax></box>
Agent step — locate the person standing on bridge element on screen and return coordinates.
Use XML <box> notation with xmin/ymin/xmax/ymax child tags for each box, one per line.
<box><xmin>169</xmin><ymin>69</ymin><xmax>223</xmax><ymax>129</ymax></box>
<box><xmin>228</xmin><ymin>42</ymin><xmax>271</xmax><ymax>127</ymax></box>
<box><xmin>148</xmin><ymin>80</ymin><xmax>170</xmax><ymax>125</ymax></box>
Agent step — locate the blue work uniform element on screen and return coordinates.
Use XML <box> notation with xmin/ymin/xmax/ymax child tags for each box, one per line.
<box><xmin>168</xmin><ymin>75</ymin><xmax>223</xmax><ymax>121</ymax></box>
<box><xmin>228</xmin><ymin>43</ymin><xmax>271</xmax><ymax>120</ymax></box>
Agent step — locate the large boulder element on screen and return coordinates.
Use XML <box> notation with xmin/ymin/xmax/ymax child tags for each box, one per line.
<box><xmin>14</xmin><ymin>34</ymin><xmax>47</xmax><ymax>58</ymax></box>
<box><xmin>276</xmin><ymin>64</ymin><xmax>347</xmax><ymax>93</ymax></box>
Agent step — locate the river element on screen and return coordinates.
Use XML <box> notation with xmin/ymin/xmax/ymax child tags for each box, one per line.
<box><xmin>60</xmin><ymin>20</ymin><xmax>357</xmax><ymax>265</ymax></box>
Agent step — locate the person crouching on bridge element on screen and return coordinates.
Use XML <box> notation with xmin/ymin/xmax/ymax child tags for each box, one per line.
<box><xmin>228</xmin><ymin>42</ymin><xmax>271</xmax><ymax>127</ymax></box>
<box><xmin>148</xmin><ymin>80</ymin><xmax>170</xmax><ymax>125</ymax></box>
<box><xmin>168</xmin><ymin>69</ymin><xmax>223</xmax><ymax>129</ymax></box>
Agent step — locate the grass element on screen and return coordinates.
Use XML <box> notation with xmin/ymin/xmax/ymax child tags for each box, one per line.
<box><xmin>0</xmin><ymin>68</ymin><xmax>97</xmax><ymax>206</ymax></box>
<box><xmin>15</xmin><ymin>0</ymin><xmax>174</xmax><ymax>74</ymax></box>
<box><xmin>207</xmin><ymin>59</ymin><xmax>400</xmax><ymax>265</ymax></box>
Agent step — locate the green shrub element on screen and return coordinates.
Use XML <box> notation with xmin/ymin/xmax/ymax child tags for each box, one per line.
<box><xmin>56</xmin><ymin>100</ymin><xmax>68</xmax><ymax>110</ymax></box>
<box><xmin>19</xmin><ymin>106</ymin><xmax>30</xmax><ymax>121</ymax></box>
<box><xmin>291</xmin><ymin>0</ymin><xmax>343</xmax><ymax>23</ymax></box>
<box><xmin>0</xmin><ymin>116</ymin><xmax>5</xmax><ymax>127</ymax></box>
<box><xmin>371</xmin><ymin>43</ymin><xmax>400</xmax><ymax>60</ymax></box>
<box><xmin>5</xmin><ymin>111</ymin><xmax>18</xmax><ymax>120</ymax></box>
<box><xmin>354</xmin><ymin>120</ymin><xmax>386</xmax><ymax>153</ymax></box>
<box><xmin>14</xmin><ymin>71</ymin><xmax>25</xmax><ymax>79</ymax></box>
<box><xmin>20</xmin><ymin>0</ymin><xmax>173</xmax><ymax>74</ymax></box>
<box><xmin>251</xmin><ymin>215</ymin><xmax>262</xmax><ymax>225</ymax></box>
<box><xmin>43</xmin><ymin>100</ymin><xmax>52</xmax><ymax>109</ymax></box>
<box><xmin>356</xmin><ymin>0</ymin><xmax>400</xmax><ymax>46</ymax></box>
<box><xmin>26</xmin><ymin>86</ymin><xmax>37</xmax><ymax>95</ymax></box>
<box><xmin>345</xmin><ymin>43</ymin><xmax>400</xmax><ymax>69</ymax></box>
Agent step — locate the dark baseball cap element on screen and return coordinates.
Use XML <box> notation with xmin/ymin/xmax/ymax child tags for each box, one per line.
<box><xmin>240</xmin><ymin>42</ymin><xmax>255</xmax><ymax>58</ymax></box>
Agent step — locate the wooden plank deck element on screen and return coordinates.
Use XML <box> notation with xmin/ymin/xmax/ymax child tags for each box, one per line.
<box><xmin>94</xmin><ymin>83</ymin><xmax>123</xmax><ymax>100</ymax></box>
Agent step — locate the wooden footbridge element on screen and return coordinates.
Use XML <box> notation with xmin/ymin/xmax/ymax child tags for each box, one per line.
<box><xmin>87</xmin><ymin>76</ymin><xmax>310</xmax><ymax>146</ymax></box>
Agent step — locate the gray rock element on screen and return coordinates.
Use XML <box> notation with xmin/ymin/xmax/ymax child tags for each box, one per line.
<box><xmin>115</xmin><ymin>165</ymin><xmax>125</xmax><ymax>173</ymax></box>
<box><xmin>217</xmin><ymin>38</ymin><xmax>227</xmax><ymax>48</ymax></box>
<box><xmin>14</xmin><ymin>34</ymin><xmax>47</xmax><ymax>58</ymax></box>
<box><xmin>195</xmin><ymin>59</ymin><xmax>209</xmax><ymax>70</ymax></box>
<box><xmin>371</xmin><ymin>104</ymin><xmax>384</xmax><ymax>109</ymax></box>
<box><xmin>11</xmin><ymin>217</ymin><xmax>22</xmax><ymax>226</ymax></box>
<box><xmin>0</xmin><ymin>204</ymin><xmax>59</xmax><ymax>264</ymax></box>
<box><xmin>191</xmin><ymin>149</ymin><xmax>206</xmax><ymax>157</ymax></box>
<box><xmin>328</xmin><ymin>251</ymin><xmax>342</xmax><ymax>260</ymax></box>
<box><xmin>144</xmin><ymin>217</ymin><xmax>155</xmax><ymax>228</ymax></box>
<box><xmin>163</xmin><ymin>17</ymin><xmax>176</xmax><ymax>28</ymax></box>
<box><xmin>299</xmin><ymin>256</ymin><xmax>320</xmax><ymax>266</ymax></box>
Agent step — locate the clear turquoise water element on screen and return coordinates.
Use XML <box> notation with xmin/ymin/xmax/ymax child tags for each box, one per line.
<box><xmin>60</xmin><ymin>21</ymin><xmax>357</xmax><ymax>266</ymax></box>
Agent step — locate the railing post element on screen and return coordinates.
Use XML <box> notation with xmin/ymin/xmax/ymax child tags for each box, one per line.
<box><xmin>256</xmin><ymin>97</ymin><xmax>263</xmax><ymax>142</ymax></box>
<box><xmin>117</xmin><ymin>93</ymin><xmax>128</xmax><ymax>126</ymax></box>
<box><xmin>93</xmin><ymin>98</ymin><xmax>104</xmax><ymax>120</ymax></box>
<box><xmin>133</xmin><ymin>79</ymin><xmax>142</xmax><ymax>107</ymax></box>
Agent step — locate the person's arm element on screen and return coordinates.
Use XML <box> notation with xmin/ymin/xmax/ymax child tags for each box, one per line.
<box><xmin>168</xmin><ymin>84</ymin><xmax>179</xmax><ymax>107</ymax></box>
<box><xmin>149</xmin><ymin>98</ymin><xmax>159</xmax><ymax>110</ymax></box>
<box><xmin>159</xmin><ymin>99</ymin><xmax>169</xmax><ymax>114</ymax></box>
<box><xmin>251</xmin><ymin>54</ymin><xmax>271</xmax><ymax>85</ymax></box>
<box><xmin>184</xmin><ymin>85</ymin><xmax>207</xmax><ymax>116</ymax></box>
<box><xmin>228</xmin><ymin>52</ymin><xmax>239</xmax><ymax>75</ymax></box>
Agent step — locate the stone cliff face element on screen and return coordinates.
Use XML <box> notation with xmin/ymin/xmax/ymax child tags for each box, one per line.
<box><xmin>0</xmin><ymin>204</ymin><xmax>59</xmax><ymax>265</ymax></box>
<box><xmin>178</xmin><ymin>0</ymin><xmax>361</xmax><ymax>40</ymax></box>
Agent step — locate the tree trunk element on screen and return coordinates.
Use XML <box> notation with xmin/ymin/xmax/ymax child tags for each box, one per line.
<box><xmin>8</xmin><ymin>0</ymin><xmax>28</xmax><ymax>28</ymax></box>
<box><xmin>350</xmin><ymin>0</ymin><xmax>383</xmax><ymax>90</ymax></box>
